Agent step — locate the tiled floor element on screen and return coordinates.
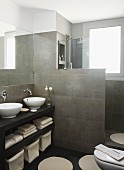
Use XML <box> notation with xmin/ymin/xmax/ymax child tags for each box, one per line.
<box><xmin>38</xmin><ymin>133</ymin><xmax>124</xmax><ymax>170</ymax></box>
<box><xmin>39</xmin><ymin>146</ymin><xmax>86</xmax><ymax>170</ymax></box>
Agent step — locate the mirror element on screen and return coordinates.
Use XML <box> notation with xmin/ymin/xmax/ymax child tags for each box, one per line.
<box><xmin>0</xmin><ymin>21</ymin><xmax>16</xmax><ymax>69</ymax></box>
<box><xmin>0</xmin><ymin>21</ymin><xmax>34</xmax><ymax>86</ymax></box>
<box><xmin>0</xmin><ymin>21</ymin><xmax>33</xmax><ymax>70</ymax></box>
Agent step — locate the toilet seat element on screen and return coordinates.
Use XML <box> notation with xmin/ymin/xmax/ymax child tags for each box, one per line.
<box><xmin>94</xmin><ymin>149</ymin><xmax>124</xmax><ymax>167</ymax></box>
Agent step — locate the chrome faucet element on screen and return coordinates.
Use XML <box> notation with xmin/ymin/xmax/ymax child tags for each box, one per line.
<box><xmin>27</xmin><ymin>88</ymin><xmax>32</xmax><ymax>95</ymax></box>
<box><xmin>1</xmin><ymin>90</ymin><xmax>8</xmax><ymax>102</ymax></box>
<box><xmin>22</xmin><ymin>88</ymin><xmax>32</xmax><ymax>96</ymax></box>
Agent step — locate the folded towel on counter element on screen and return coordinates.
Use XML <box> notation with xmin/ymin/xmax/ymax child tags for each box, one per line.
<box><xmin>35</xmin><ymin>121</ymin><xmax>53</xmax><ymax>130</ymax></box>
<box><xmin>18</xmin><ymin>124</ymin><xmax>36</xmax><ymax>132</ymax></box>
<box><xmin>95</xmin><ymin>144</ymin><xmax>124</xmax><ymax>161</ymax></box>
<box><xmin>16</xmin><ymin>129</ymin><xmax>37</xmax><ymax>138</ymax></box>
<box><xmin>5</xmin><ymin>133</ymin><xmax>23</xmax><ymax>149</ymax></box>
<box><xmin>33</xmin><ymin>117</ymin><xmax>53</xmax><ymax>126</ymax></box>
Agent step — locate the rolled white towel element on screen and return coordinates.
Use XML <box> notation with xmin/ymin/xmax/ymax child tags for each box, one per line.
<box><xmin>95</xmin><ymin>144</ymin><xmax>124</xmax><ymax>161</ymax></box>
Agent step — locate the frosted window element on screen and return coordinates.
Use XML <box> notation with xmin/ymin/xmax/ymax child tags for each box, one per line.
<box><xmin>89</xmin><ymin>26</ymin><xmax>121</xmax><ymax>73</ymax></box>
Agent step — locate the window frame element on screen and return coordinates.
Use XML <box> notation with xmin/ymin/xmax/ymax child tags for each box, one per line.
<box><xmin>83</xmin><ymin>18</ymin><xmax>124</xmax><ymax>79</ymax></box>
<box><xmin>89</xmin><ymin>25</ymin><xmax>122</xmax><ymax>76</ymax></box>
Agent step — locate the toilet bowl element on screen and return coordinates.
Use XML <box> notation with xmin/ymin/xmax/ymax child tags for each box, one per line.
<box><xmin>94</xmin><ymin>149</ymin><xmax>124</xmax><ymax>170</ymax></box>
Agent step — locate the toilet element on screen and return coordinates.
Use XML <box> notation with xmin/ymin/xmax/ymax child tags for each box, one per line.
<box><xmin>94</xmin><ymin>149</ymin><xmax>124</xmax><ymax>170</ymax></box>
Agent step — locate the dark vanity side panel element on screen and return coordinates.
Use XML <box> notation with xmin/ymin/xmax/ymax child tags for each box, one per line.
<box><xmin>0</xmin><ymin>130</ymin><xmax>6</xmax><ymax>170</ymax></box>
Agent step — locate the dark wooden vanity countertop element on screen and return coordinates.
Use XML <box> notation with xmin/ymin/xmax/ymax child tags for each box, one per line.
<box><xmin>0</xmin><ymin>106</ymin><xmax>55</xmax><ymax>131</ymax></box>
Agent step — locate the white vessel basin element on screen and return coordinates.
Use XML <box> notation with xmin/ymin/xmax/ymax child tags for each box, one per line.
<box><xmin>0</xmin><ymin>103</ymin><xmax>23</xmax><ymax>118</ymax></box>
<box><xmin>23</xmin><ymin>97</ymin><xmax>46</xmax><ymax>110</ymax></box>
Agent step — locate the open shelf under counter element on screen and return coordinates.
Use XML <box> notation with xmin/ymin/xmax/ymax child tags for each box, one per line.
<box><xmin>0</xmin><ymin>105</ymin><xmax>55</xmax><ymax>170</ymax></box>
<box><xmin>5</xmin><ymin>124</ymin><xmax>54</xmax><ymax>158</ymax></box>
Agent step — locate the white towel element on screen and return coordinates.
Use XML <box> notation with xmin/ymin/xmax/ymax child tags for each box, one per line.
<box><xmin>95</xmin><ymin>144</ymin><xmax>124</xmax><ymax>161</ymax></box>
<box><xmin>18</xmin><ymin>124</ymin><xmax>36</xmax><ymax>132</ymax></box>
<box><xmin>33</xmin><ymin>117</ymin><xmax>53</xmax><ymax>126</ymax></box>
<box><xmin>17</xmin><ymin>126</ymin><xmax>37</xmax><ymax>135</ymax></box>
<box><xmin>35</xmin><ymin>121</ymin><xmax>53</xmax><ymax>130</ymax></box>
<box><xmin>5</xmin><ymin>134</ymin><xmax>23</xmax><ymax>149</ymax></box>
<box><xmin>23</xmin><ymin>129</ymin><xmax>37</xmax><ymax>138</ymax></box>
<box><xmin>16</xmin><ymin>129</ymin><xmax>37</xmax><ymax>138</ymax></box>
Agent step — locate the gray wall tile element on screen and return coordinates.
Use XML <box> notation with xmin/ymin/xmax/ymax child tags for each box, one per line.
<box><xmin>53</xmin><ymin>95</ymin><xmax>71</xmax><ymax>118</ymax></box>
<box><xmin>0</xmin><ymin>84</ymin><xmax>34</xmax><ymax>103</ymax></box>
<box><xmin>54</xmin><ymin>117</ymin><xmax>71</xmax><ymax>141</ymax></box>
<box><xmin>70</xmin><ymin>119</ymin><xmax>87</xmax><ymax>143</ymax></box>
<box><xmin>33</xmin><ymin>31</ymin><xmax>105</xmax><ymax>154</ymax></box>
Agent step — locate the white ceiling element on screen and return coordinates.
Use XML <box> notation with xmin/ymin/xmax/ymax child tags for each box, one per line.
<box><xmin>11</xmin><ymin>0</ymin><xmax>124</xmax><ymax>23</ymax></box>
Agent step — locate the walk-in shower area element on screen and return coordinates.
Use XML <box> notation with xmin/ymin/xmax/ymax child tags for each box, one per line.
<box><xmin>66</xmin><ymin>37</ymin><xmax>89</xmax><ymax>69</ymax></box>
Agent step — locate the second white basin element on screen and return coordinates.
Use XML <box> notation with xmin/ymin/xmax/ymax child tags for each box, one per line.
<box><xmin>23</xmin><ymin>97</ymin><xmax>46</xmax><ymax>110</ymax></box>
<box><xmin>0</xmin><ymin>103</ymin><xmax>23</xmax><ymax>118</ymax></box>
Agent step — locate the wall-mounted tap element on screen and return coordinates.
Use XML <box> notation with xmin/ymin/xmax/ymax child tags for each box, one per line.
<box><xmin>22</xmin><ymin>88</ymin><xmax>32</xmax><ymax>96</ymax></box>
<box><xmin>27</xmin><ymin>88</ymin><xmax>32</xmax><ymax>95</ymax></box>
<box><xmin>1</xmin><ymin>90</ymin><xmax>8</xmax><ymax>102</ymax></box>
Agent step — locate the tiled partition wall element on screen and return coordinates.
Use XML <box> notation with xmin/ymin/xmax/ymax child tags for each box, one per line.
<box><xmin>33</xmin><ymin>31</ymin><xmax>105</xmax><ymax>154</ymax></box>
<box><xmin>106</xmin><ymin>80</ymin><xmax>124</xmax><ymax>131</ymax></box>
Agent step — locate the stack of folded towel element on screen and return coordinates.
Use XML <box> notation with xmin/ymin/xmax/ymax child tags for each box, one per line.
<box><xmin>95</xmin><ymin>144</ymin><xmax>124</xmax><ymax>161</ymax></box>
<box><xmin>16</xmin><ymin>124</ymin><xmax>37</xmax><ymax>138</ymax></box>
<box><xmin>5</xmin><ymin>133</ymin><xmax>23</xmax><ymax>149</ymax></box>
<box><xmin>33</xmin><ymin>117</ymin><xmax>53</xmax><ymax>130</ymax></box>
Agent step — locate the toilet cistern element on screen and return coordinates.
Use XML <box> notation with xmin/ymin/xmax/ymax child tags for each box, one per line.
<box><xmin>1</xmin><ymin>90</ymin><xmax>8</xmax><ymax>102</ymax></box>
